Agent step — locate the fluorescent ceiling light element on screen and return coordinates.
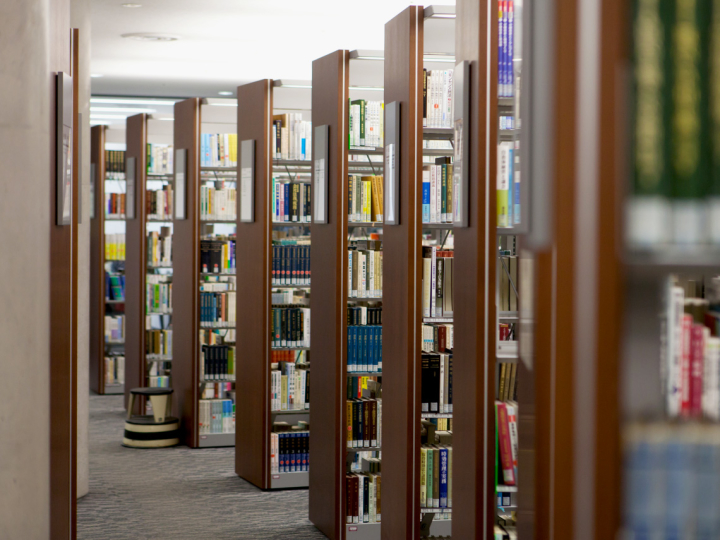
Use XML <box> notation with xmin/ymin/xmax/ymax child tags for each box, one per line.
<box><xmin>157</xmin><ymin>117</ymin><xmax>174</xmax><ymax>121</ymax></box>
<box><xmin>349</xmin><ymin>86</ymin><xmax>384</xmax><ymax>92</ymax></box>
<box><xmin>218</xmin><ymin>91</ymin><xmax>233</xmax><ymax>96</ymax></box>
<box><xmin>122</xmin><ymin>33</ymin><xmax>179</xmax><ymax>42</ymax></box>
<box><xmin>91</xmin><ymin>98</ymin><xmax>178</xmax><ymax>106</ymax></box>
<box><xmin>423</xmin><ymin>55</ymin><xmax>456</xmax><ymax>63</ymax></box>
<box><xmin>90</xmin><ymin>114</ymin><xmax>129</xmax><ymax>119</ymax></box>
<box><xmin>203</xmin><ymin>98</ymin><xmax>237</xmax><ymax>107</ymax></box>
<box><xmin>122</xmin><ymin>3</ymin><xmax>142</xmax><ymax>7</ymax></box>
<box><xmin>90</xmin><ymin>107</ymin><xmax>156</xmax><ymax>113</ymax></box>
<box><xmin>90</xmin><ymin>74</ymin><xmax>103</xmax><ymax>78</ymax></box>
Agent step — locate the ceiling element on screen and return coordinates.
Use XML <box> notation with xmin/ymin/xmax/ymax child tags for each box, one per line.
<box><xmin>90</xmin><ymin>0</ymin><xmax>456</xmax><ymax>99</ymax></box>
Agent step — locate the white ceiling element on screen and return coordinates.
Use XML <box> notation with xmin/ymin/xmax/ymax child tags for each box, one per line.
<box><xmin>90</xmin><ymin>0</ymin><xmax>456</xmax><ymax>98</ymax></box>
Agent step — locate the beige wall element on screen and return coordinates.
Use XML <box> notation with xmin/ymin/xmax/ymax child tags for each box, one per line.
<box><xmin>72</xmin><ymin>0</ymin><xmax>91</xmax><ymax>500</ymax></box>
<box><xmin>0</xmin><ymin>0</ymin><xmax>53</xmax><ymax>536</ymax></box>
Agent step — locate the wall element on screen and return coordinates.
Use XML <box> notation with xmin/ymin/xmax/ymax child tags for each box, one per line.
<box><xmin>72</xmin><ymin>0</ymin><xmax>91</xmax><ymax>499</ymax></box>
<box><xmin>0</xmin><ymin>0</ymin><xmax>55</xmax><ymax>536</ymax></box>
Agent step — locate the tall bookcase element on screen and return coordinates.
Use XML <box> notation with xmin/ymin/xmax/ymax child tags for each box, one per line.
<box><xmin>124</xmin><ymin>113</ymin><xmax>175</xmax><ymax>414</ymax></box>
<box><xmin>309</xmin><ymin>49</ymin><xmax>385</xmax><ymax>539</ymax></box>
<box><xmin>234</xmin><ymin>79</ymin><xmax>313</xmax><ymax>490</ymax></box>
<box><xmin>173</xmin><ymin>98</ymin><xmax>239</xmax><ymax>448</ymax></box>
<box><xmin>90</xmin><ymin>124</ymin><xmax>127</xmax><ymax>396</ymax></box>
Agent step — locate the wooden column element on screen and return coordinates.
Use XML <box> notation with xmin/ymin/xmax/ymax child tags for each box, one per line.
<box><xmin>308</xmin><ymin>50</ymin><xmax>350</xmax><ymax>540</ymax></box>
<box><xmin>382</xmin><ymin>7</ymin><xmax>423</xmax><ymax>539</ymax></box>
<box><xmin>89</xmin><ymin>125</ymin><xmax>106</xmax><ymax>395</ymax></box>
<box><xmin>124</xmin><ymin>113</ymin><xmax>148</xmax><ymax>412</ymax></box>
<box><xmin>235</xmin><ymin>80</ymin><xmax>272</xmax><ymax>488</ymax></box>
<box><xmin>453</xmin><ymin>0</ymin><xmax>498</xmax><ymax>538</ymax></box>
<box><xmin>172</xmin><ymin>98</ymin><xmax>201</xmax><ymax>447</ymax></box>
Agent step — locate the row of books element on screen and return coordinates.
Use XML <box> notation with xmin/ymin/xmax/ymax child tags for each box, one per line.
<box><xmin>105</xmin><ymin>273</ymin><xmax>125</xmax><ymax>301</ymax></box>
<box><xmin>147</xmin><ymin>186</ymin><xmax>173</xmax><ymax>219</ymax></box>
<box><xmin>498</xmin><ymin>1</ymin><xmax>515</xmax><ymax>98</ymax></box>
<box><xmin>104</xmin><ymin>356</ymin><xmax>125</xmax><ymax>385</ymax></box>
<box><xmin>105</xmin><ymin>233</ymin><xmax>126</xmax><ymax>261</ymax></box>
<box><xmin>422</xmin><ymin>323</ymin><xmax>454</xmax><ymax>353</ymax></box>
<box><xmin>200</xmin><ymin>133</ymin><xmax>238</xmax><ymax>168</ymax></box>
<box><xmin>148</xmin><ymin>376</ymin><xmax>170</xmax><ymax>387</ymax></box>
<box><xmin>494</xmin><ymin>526</ymin><xmax>517</xmax><ymax>540</ymax></box>
<box><xmin>272</xmin><ymin>245</ymin><xmax>311</xmax><ymax>285</ymax></box>
<box><xmin>147</xmin><ymin>230</ymin><xmax>172</xmax><ymax>267</ymax></box>
<box><xmin>423</xmin><ymin>69</ymin><xmax>454</xmax><ymax>129</ymax></box>
<box><xmin>499</xmin><ymin>255</ymin><xmax>519</xmax><ymax>311</ymax></box>
<box><xmin>270</xmin><ymin>362</ymin><xmax>310</xmax><ymax>411</ymax></box>
<box><xmin>146</xmin><ymin>329</ymin><xmax>172</xmax><ymax>359</ymax></box>
<box><xmin>499</xmin><ymin>115</ymin><xmax>516</xmax><ymax>130</ymax></box>
<box><xmin>146</xmin><ymin>143</ymin><xmax>173</xmax><ymax>175</ymax></box>
<box><xmin>200</xmin><ymin>328</ymin><xmax>236</xmax><ymax>346</ymax></box>
<box><xmin>420</xmin><ymin>444</ymin><xmax>452</xmax><ymax>509</ymax></box>
<box><xmin>663</xmin><ymin>282</ymin><xmax>720</xmax><ymax>419</ymax></box>
<box><xmin>200</xmin><ymin>344</ymin><xmax>236</xmax><ymax>382</ymax></box>
<box><xmin>497</xmin><ymin>141</ymin><xmax>520</xmax><ymax>228</ymax></box>
<box><xmin>422</xmin><ymin>247</ymin><xmax>454</xmax><ymax>318</ymax></box>
<box><xmin>629</xmin><ymin>0</ymin><xmax>718</xmax><ymax>247</ymax></box>
<box><xmin>348</xmin><ymin>175</ymin><xmax>383</xmax><ymax>223</ymax></box>
<box><xmin>200</xmin><ymin>185</ymin><xmax>236</xmax><ymax>221</ymax></box>
<box><xmin>345</xmin><ymin>473</ymin><xmax>382</xmax><ymax>524</ymax></box>
<box><xmin>498</xmin><ymin>362</ymin><xmax>518</xmax><ymax>402</ymax></box>
<box><xmin>105</xmin><ymin>315</ymin><xmax>124</xmax><ymax>342</ymax></box>
<box><xmin>270</xmin><ymin>430</ymin><xmax>310</xmax><ymax>472</ymax></box>
<box><xmin>348</xmin><ymin>306</ymin><xmax>382</xmax><ymax>326</ymax></box>
<box><xmin>271</xmin><ymin>350</ymin><xmax>307</xmax><ymax>364</ymax></box>
<box><xmin>347</xmin><ymin>326</ymin><xmax>382</xmax><ymax>373</ymax></box>
<box><xmin>271</xmin><ymin>180</ymin><xmax>312</xmax><ymax>223</ymax></box>
<box><xmin>105</xmin><ymin>192</ymin><xmax>126</xmax><ymax>218</ymax></box>
<box><xmin>349</xmin><ymin>100</ymin><xmax>384</xmax><ymax>148</ymax></box>
<box><xmin>201</xmin><ymin>382</ymin><xmax>234</xmax><ymax>400</ymax></box>
<box><xmin>348</xmin><ymin>245</ymin><xmax>383</xmax><ymax>298</ymax></box>
<box><xmin>273</xmin><ymin>114</ymin><xmax>312</xmax><ymax>161</ymax></box>
<box><xmin>346</xmin><ymin>398</ymin><xmax>382</xmax><ymax>448</ymax></box>
<box><xmin>200</xmin><ymin>290</ymin><xmax>236</xmax><ymax>327</ymax></box>
<box><xmin>198</xmin><ymin>398</ymin><xmax>235</xmax><ymax>434</ymax></box>
<box><xmin>421</xmin><ymin>353</ymin><xmax>453</xmax><ymax>414</ymax></box>
<box><xmin>146</xmin><ymin>275</ymin><xmax>172</xmax><ymax>314</ymax></box>
<box><xmin>200</xmin><ymin>237</ymin><xmax>236</xmax><ymax>274</ymax></box>
<box><xmin>271</xmin><ymin>307</ymin><xmax>311</xmax><ymax>348</ymax></box>
<box><xmin>495</xmin><ymin>400</ymin><xmax>519</xmax><ymax>486</ymax></box>
<box><xmin>104</xmin><ymin>150</ymin><xmax>126</xmax><ymax>177</ymax></box>
<box><xmin>348</xmin><ymin>453</ymin><xmax>381</xmax><ymax>473</ymax></box>
<box><xmin>148</xmin><ymin>362</ymin><xmax>170</xmax><ymax>377</ymax></box>
<box><xmin>347</xmin><ymin>376</ymin><xmax>380</xmax><ymax>400</ymax></box>
<box><xmin>623</xmin><ymin>423</ymin><xmax>720</xmax><ymax>538</ymax></box>
<box><xmin>422</xmin><ymin>160</ymin><xmax>453</xmax><ymax>224</ymax></box>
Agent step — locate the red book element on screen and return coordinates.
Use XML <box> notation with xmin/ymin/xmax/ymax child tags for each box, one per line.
<box><xmin>496</xmin><ymin>402</ymin><xmax>516</xmax><ymax>485</ymax></box>
<box><xmin>681</xmin><ymin>314</ymin><xmax>693</xmax><ymax>416</ymax></box>
<box><xmin>438</xmin><ymin>326</ymin><xmax>447</xmax><ymax>352</ymax></box>
<box><xmin>690</xmin><ymin>324</ymin><xmax>705</xmax><ymax>417</ymax></box>
<box><xmin>346</xmin><ymin>475</ymin><xmax>353</xmax><ymax>524</ymax></box>
<box><xmin>352</xmin><ymin>475</ymin><xmax>359</xmax><ymax>523</ymax></box>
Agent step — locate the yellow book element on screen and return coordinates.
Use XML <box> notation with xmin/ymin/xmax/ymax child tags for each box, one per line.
<box><xmin>420</xmin><ymin>447</ymin><xmax>427</xmax><ymax>507</ymax></box>
<box><xmin>347</xmin><ymin>401</ymin><xmax>353</xmax><ymax>448</ymax></box>
<box><xmin>281</xmin><ymin>375</ymin><xmax>288</xmax><ymax>410</ymax></box>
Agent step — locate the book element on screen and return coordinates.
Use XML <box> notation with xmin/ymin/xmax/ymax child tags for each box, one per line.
<box><xmin>146</xmin><ymin>185</ymin><xmax>173</xmax><ymax>220</ymax></box>
<box><xmin>146</xmin><ymin>329</ymin><xmax>172</xmax><ymax>359</ymax></box>
<box><xmin>104</xmin><ymin>355</ymin><xmax>124</xmax><ymax>385</ymax></box>
<box><xmin>422</xmin><ymin>248</ymin><xmax>454</xmax><ymax>317</ymax></box>
<box><xmin>145</xmin><ymin>274</ymin><xmax>172</xmax><ymax>314</ymax></box>
<box><xmin>200</xmin><ymin>345</ymin><xmax>236</xmax><ymax>382</ymax></box>
<box><xmin>104</xmin><ymin>315</ymin><xmax>124</xmax><ymax>342</ymax></box>
<box><xmin>104</xmin><ymin>192</ymin><xmax>126</xmax><ymax>218</ymax></box>
<box><xmin>199</xmin><ymin>276</ymin><xmax>236</xmax><ymax>328</ymax></box>
<box><xmin>105</xmin><ymin>272</ymin><xmax>125</xmax><ymax>302</ymax></box>
<box><xmin>200</xmin><ymin>183</ymin><xmax>237</xmax><ymax>220</ymax></box>
<box><xmin>198</xmin><ymin>398</ymin><xmax>235</xmax><ymax>434</ymax></box>
<box><xmin>423</xmin><ymin>69</ymin><xmax>454</xmax><ymax>128</ymax></box>
<box><xmin>497</xmin><ymin>142</ymin><xmax>513</xmax><ymax>228</ymax></box>
<box><xmin>200</xmin><ymin>133</ymin><xmax>238</xmax><ymax>167</ymax></box>
<box><xmin>346</xmin><ymin>473</ymin><xmax>381</xmax><ymax>524</ymax></box>
<box><xmin>147</xmin><ymin>228</ymin><xmax>173</xmax><ymax>267</ymax></box>
<box><xmin>104</xmin><ymin>150</ymin><xmax>126</xmax><ymax>179</ymax></box>
<box><xmin>349</xmin><ymin>101</ymin><xmax>384</xmax><ymax>148</ymax></box>
<box><xmin>271</xmin><ymin>361</ymin><xmax>310</xmax><ymax>411</ymax></box>
<box><xmin>200</xmin><ymin>236</ymin><xmax>235</xmax><ymax>274</ymax></box>
<box><xmin>496</xmin><ymin>402</ymin><xmax>516</xmax><ymax>485</ymax></box>
<box><xmin>105</xmin><ymin>233</ymin><xmax>126</xmax><ymax>261</ymax></box>
<box><xmin>273</xmin><ymin>114</ymin><xmax>312</xmax><ymax>160</ymax></box>
<box><xmin>270</xmin><ymin>307</ymin><xmax>311</xmax><ymax>349</ymax></box>
<box><xmin>347</xmin><ymin>175</ymin><xmax>384</xmax><ymax>223</ymax></box>
<box><xmin>146</xmin><ymin>143</ymin><xmax>173</xmax><ymax>174</ymax></box>
<box><xmin>272</xmin><ymin>243</ymin><xmax>311</xmax><ymax>286</ymax></box>
<box><xmin>271</xmin><ymin>179</ymin><xmax>312</xmax><ymax>223</ymax></box>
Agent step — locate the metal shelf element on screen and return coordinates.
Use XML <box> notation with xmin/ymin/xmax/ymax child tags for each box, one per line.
<box><xmin>423</xmin><ymin>317</ymin><xmax>453</xmax><ymax>324</ymax></box>
<box><xmin>198</xmin><ymin>432</ymin><xmax>235</xmax><ymax>447</ymax></box>
<box><xmin>423</xmin><ymin>127</ymin><xmax>454</xmax><ymax>140</ymax></box>
<box><xmin>270</xmin><ymin>471</ymin><xmax>309</xmax><ymax>489</ymax></box>
<box><xmin>200</xmin><ymin>219</ymin><xmax>236</xmax><ymax>224</ymax></box>
<box><xmin>347</xmin><ymin>371</ymin><xmax>382</xmax><ymax>377</ymax></box>
<box><xmin>103</xmin><ymin>383</ymin><xmax>124</xmax><ymax>395</ymax></box>
<box><xmin>200</xmin><ymin>166</ymin><xmax>236</xmax><ymax>172</ymax></box>
<box><xmin>271</xmin><ymin>346</ymin><xmax>310</xmax><ymax>351</ymax></box>
<box><xmin>496</xmin><ymin>485</ymin><xmax>518</xmax><ymax>493</ymax></box>
<box><xmin>422</xmin><ymin>223</ymin><xmax>453</xmax><ymax>230</ymax></box>
<box><xmin>421</xmin><ymin>413</ymin><xmax>453</xmax><ymax>419</ymax></box>
<box><xmin>348</xmin><ymin>296</ymin><xmax>383</xmax><ymax>302</ymax></box>
<box><xmin>348</xmin><ymin>222</ymin><xmax>383</xmax><ymax>228</ymax></box>
<box><xmin>349</xmin><ymin>147</ymin><xmax>384</xmax><ymax>156</ymax></box>
<box><xmin>347</xmin><ymin>446</ymin><xmax>381</xmax><ymax>453</ymax></box>
<box><xmin>345</xmin><ymin>523</ymin><xmax>381</xmax><ymax>539</ymax></box>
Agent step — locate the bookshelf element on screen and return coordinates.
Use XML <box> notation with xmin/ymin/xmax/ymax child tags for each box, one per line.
<box><xmin>172</xmin><ymin>98</ymin><xmax>239</xmax><ymax>448</ymax></box>
<box><xmin>90</xmin><ymin>125</ymin><xmax>127</xmax><ymax>396</ymax></box>
<box><xmin>124</xmin><ymin>113</ymin><xmax>175</xmax><ymax>414</ymax></box>
<box><xmin>308</xmin><ymin>48</ymin><xmax>385</xmax><ymax>540</ymax></box>
<box><xmin>235</xmin><ymin>79</ymin><xmax>313</xmax><ymax>490</ymax></box>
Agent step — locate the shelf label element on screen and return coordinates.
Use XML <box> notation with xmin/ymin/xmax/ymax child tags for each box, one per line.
<box><xmin>56</xmin><ymin>72</ymin><xmax>73</xmax><ymax>226</ymax></box>
<box><xmin>126</xmin><ymin>156</ymin><xmax>136</xmax><ymax>220</ymax></box>
<box><xmin>384</xmin><ymin>101</ymin><xmax>400</xmax><ymax>225</ymax></box>
<box><xmin>348</xmin><ymin>527</ymin><xmax>358</xmax><ymax>532</ymax></box>
<box><xmin>240</xmin><ymin>139</ymin><xmax>255</xmax><ymax>223</ymax></box>
<box><xmin>313</xmin><ymin>124</ymin><xmax>329</xmax><ymax>224</ymax></box>
<box><xmin>453</xmin><ymin>61</ymin><xmax>470</xmax><ymax>227</ymax></box>
<box><xmin>90</xmin><ymin>162</ymin><xmax>96</xmax><ymax>219</ymax></box>
<box><xmin>174</xmin><ymin>149</ymin><xmax>187</xmax><ymax>220</ymax></box>
<box><xmin>272</xmin><ymin>475</ymin><xmax>280</xmax><ymax>479</ymax></box>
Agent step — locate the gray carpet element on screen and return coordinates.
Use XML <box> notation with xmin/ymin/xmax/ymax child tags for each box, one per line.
<box><xmin>78</xmin><ymin>395</ymin><xmax>328</xmax><ymax>540</ymax></box>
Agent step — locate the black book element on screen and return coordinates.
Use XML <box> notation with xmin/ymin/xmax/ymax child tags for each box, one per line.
<box><xmin>200</xmin><ymin>240</ymin><xmax>211</xmax><ymax>272</ymax></box>
<box><xmin>210</xmin><ymin>240</ymin><xmax>222</xmax><ymax>273</ymax></box>
<box><xmin>421</xmin><ymin>353</ymin><xmax>431</xmax><ymax>412</ymax></box>
<box><xmin>436</xmin><ymin>259</ymin><xmax>444</xmax><ymax>317</ymax></box>
<box><xmin>280</xmin><ymin>309</ymin><xmax>287</xmax><ymax>347</ymax></box>
<box><xmin>363</xmin><ymin>475</ymin><xmax>370</xmax><ymax>522</ymax></box>
<box><xmin>428</xmin><ymin>354</ymin><xmax>441</xmax><ymax>412</ymax></box>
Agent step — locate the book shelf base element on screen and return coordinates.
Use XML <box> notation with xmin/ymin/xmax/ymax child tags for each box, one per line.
<box><xmin>429</xmin><ymin>519</ymin><xmax>452</xmax><ymax>537</ymax></box>
<box><xmin>104</xmin><ymin>383</ymin><xmax>124</xmax><ymax>395</ymax></box>
<box><xmin>270</xmin><ymin>471</ymin><xmax>308</xmax><ymax>489</ymax></box>
<box><xmin>198</xmin><ymin>432</ymin><xmax>235</xmax><ymax>447</ymax></box>
<box><xmin>345</xmin><ymin>523</ymin><xmax>381</xmax><ymax>539</ymax></box>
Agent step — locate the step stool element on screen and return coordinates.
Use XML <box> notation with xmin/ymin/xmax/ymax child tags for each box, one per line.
<box><xmin>123</xmin><ymin>388</ymin><xmax>180</xmax><ymax>448</ymax></box>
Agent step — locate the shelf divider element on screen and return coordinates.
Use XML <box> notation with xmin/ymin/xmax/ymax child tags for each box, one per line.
<box><xmin>89</xmin><ymin>125</ymin><xmax>106</xmax><ymax>395</ymax></box>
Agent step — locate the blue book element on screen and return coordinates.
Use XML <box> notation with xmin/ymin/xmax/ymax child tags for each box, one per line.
<box><xmin>284</xmin><ymin>184</ymin><xmax>290</xmax><ymax>222</ymax></box>
<box><xmin>499</xmin><ymin>2</ymin><xmax>505</xmax><ymax>97</ymax></box>
<box><xmin>105</xmin><ymin>272</ymin><xmax>111</xmax><ymax>300</ymax></box>
<box><xmin>373</xmin><ymin>326</ymin><xmax>379</xmax><ymax>372</ymax></box>
<box><xmin>361</xmin><ymin>326</ymin><xmax>368</xmax><ymax>372</ymax></box>
<box><xmin>422</xmin><ymin>174</ymin><xmax>431</xmax><ymax>223</ymax></box>
<box><xmin>508</xmin><ymin>0</ymin><xmax>514</xmax><ymax>97</ymax></box>
<box><xmin>347</xmin><ymin>326</ymin><xmax>355</xmax><ymax>372</ymax></box>
<box><xmin>301</xmin><ymin>137</ymin><xmax>306</xmax><ymax>161</ymax></box>
<box><xmin>304</xmin><ymin>433</ymin><xmax>310</xmax><ymax>471</ymax></box>
<box><xmin>378</xmin><ymin>326</ymin><xmax>383</xmax><ymax>372</ymax></box>
<box><xmin>201</xmin><ymin>134</ymin><xmax>207</xmax><ymax>167</ymax></box>
<box><xmin>507</xmin><ymin>146</ymin><xmax>514</xmax><ymax>226</ymax></box>
<box><xmin>512</xmin><ymin>147</ymin><xmax>520</xmax><ymax>225</ymax></box>
<box><xmin>439</xmin><ymin>447</ymin><xmax>448</xmax><ymax>507</ymax></box>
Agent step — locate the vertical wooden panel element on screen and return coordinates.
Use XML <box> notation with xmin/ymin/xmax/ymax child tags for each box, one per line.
<box><xmin>453</xmin><ymin>0</ymin><xmax>498</xmax><ymax>538</ymax></box>
<box><xmin>49</xmin><ymin>14</ymin><xmax>75</xmax><ymax>538</ymax></box>
<box><xmin>70</xmin><ymin>27</ymin><xmax>79</xmax><ymax>537</ymax></box>
<box><xmin>235</xmin><ymin>80</ymin><xmax>271</xmax><ymax>488</ymax></box>
<box><xmin>125</xmin><ymin>113</ymin><xmax>148</xmax><ymax>412</ymax></box>
<box><xmin>89</xmin><ymin>125</ymin><xmax>106</xmax><ymax>395</ymax></box>
<box><xmin>309</xmin><ymin>50</ymin><xmax>349</xmax><ymax>540</ymax></box>
<box><xmin>382</xmin><ymin>7</ymin><xmax>423</xmax><ymax>540</ymax></box>
<box><xmin>173</xmin><ymin>98</ymin><xmax>201</xmax><ymax>447</ymax></box>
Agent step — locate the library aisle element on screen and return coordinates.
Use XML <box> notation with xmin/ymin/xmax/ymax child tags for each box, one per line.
<box><xmin>77</xmin><ymin>395</ymin><xmax>325</xmax><ymax>540</ymax></box>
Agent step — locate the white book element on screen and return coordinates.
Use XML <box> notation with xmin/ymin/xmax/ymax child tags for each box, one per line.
<box><xmin>422</xmin><ymin>257</ymin><xmax>432</xmax><ymax>318</ymax></box>
<box><xmin>430</xmin><ymin>247</ymin><xmax>438</xmax><ymax>316</ymax></box>
<box><xmin>430</xmin><ymin>166</ymin><xmax>438</xmax><ymax>223</ymax></box>
<box><xmin>368</xmin><ymin>249</ymin><xmax>375</xmax><ymax>297</ymax></box>
<box><xmin>358</xmin><ymin>474</ymin><xmax>364</xmax><ymax>524</ymax></box>
<box><xmin>704</xmin><ymin>334</ymin><xmax>720</xmax><ymax>420</ymax></box>
<box><xmin>359</xmin><ymin>252</ymin><xmax>367</xmax><ymax>298</ymax></box>
<box><xmin>439</xmin><ymin>355</ymin><xmax>445</xmax><ymax>413</ymax></box>
<box><xmin>348</xmin><ymin>250</ymin><xmax>354</xmax><ymax>297</ymax></box>
<box><xmin>666</xmin><ymin>285</ymin><xmax>685</xmax><ymax>417</ymax></box>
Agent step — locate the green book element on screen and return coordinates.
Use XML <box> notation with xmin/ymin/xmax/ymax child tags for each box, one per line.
<box><xmin>670</xmin><ymin>0</ymin><xmax>711</xmax><ymax>243</ymax></box>
<box><xmin>441</xmin><ymin>165</ymin><xmax>447</xmax><ymax>222</ymax></box>
<box><xmin>426</xmin><ymin>447</ymin><xmax>434</xmax><ymax>507</ymax></box>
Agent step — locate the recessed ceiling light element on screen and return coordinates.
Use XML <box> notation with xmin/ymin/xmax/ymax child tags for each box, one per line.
<box><xmin>121</xmin><ymin>33</ymin><xmax>179</xmax><ymax>42</ymax></box>
<box><xmin>91</xmin><ymin>98</ymin><xmax>178</xmax><ymax>106</ymax></box>
<box><xmin>122</xmin><ymin>3</ymin><xmax>142</xmax><ymax>7</ymax></box>
<box><xmin>218</xmin><ymin>91</ymin><xmax>233</xmax><ymax>96</ymax></box>
<box><xmin>91</xmin><ymin>73</ymin><xmax>104</xmax><ymax>78</ymax></box>
<box><xmin>91</xmin><ymin>107</ymin><xmax>156</xmax><ymax>113</ymax></box>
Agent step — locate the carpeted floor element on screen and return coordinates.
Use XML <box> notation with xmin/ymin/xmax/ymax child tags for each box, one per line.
<box><xmin>78</xmin><ymin>395</ymin><xmax>328</xmax><ymax>540</ymax></box>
